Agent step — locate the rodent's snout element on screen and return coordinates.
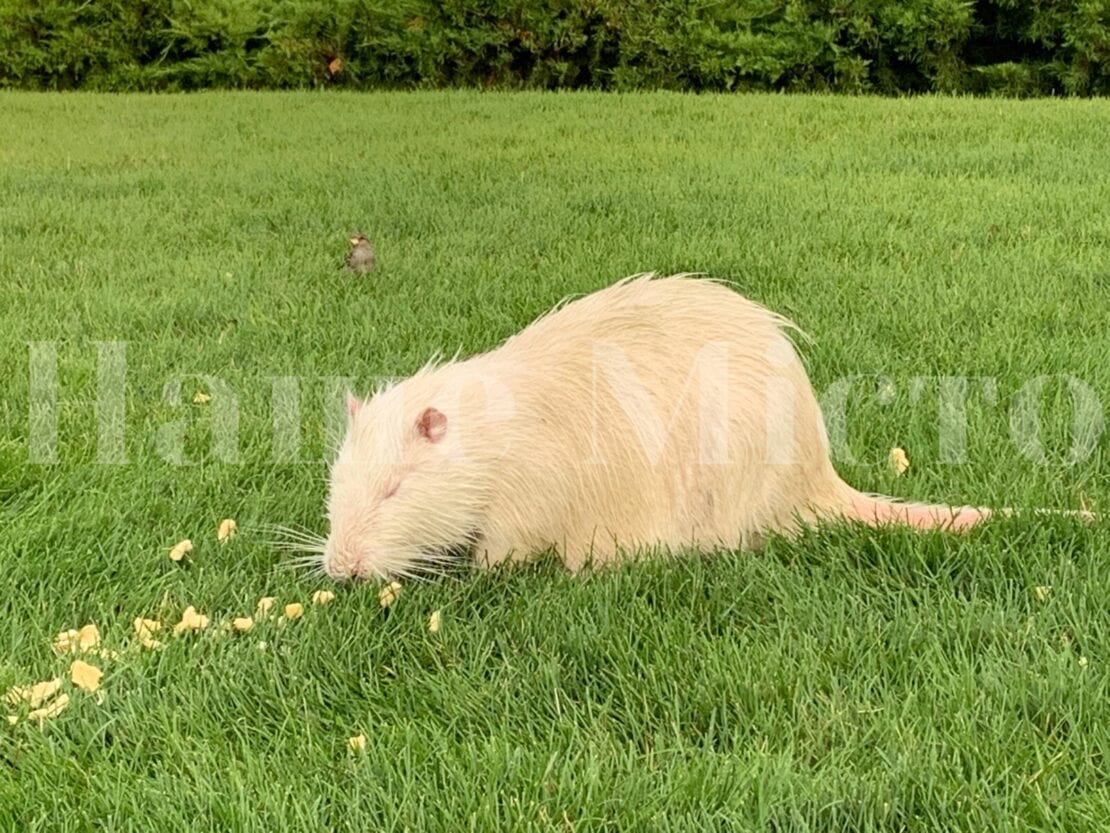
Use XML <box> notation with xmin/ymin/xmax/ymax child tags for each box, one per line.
<box><xmin>322</xmin><ymin>537</ymin><xmax>374</xmax><ymax>582</ymax></box>
<box><xmin>322</xmin><ymin>554</ymin><xmax>353</xmax><ymax>582</ymax></box>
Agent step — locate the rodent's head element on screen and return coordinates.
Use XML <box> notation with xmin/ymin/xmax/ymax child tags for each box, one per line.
<box><xmin>323</xmin><ymin>383</ymin><xmax>483</xmax><ymax>581</ymax></box>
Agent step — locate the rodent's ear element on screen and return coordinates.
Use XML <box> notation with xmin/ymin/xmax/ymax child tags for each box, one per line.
<box><xmin>346</xmin><ymin>393</ymin><xmax>361</xmax><ymax>419</ymax></box>
<box><xmin>417</xmin><ymin>407</ymin><xmax>447</xmax><ymax>443</ymax></box>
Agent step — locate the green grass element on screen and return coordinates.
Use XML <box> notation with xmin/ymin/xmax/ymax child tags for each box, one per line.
<box><xmin>1</xmin><ymin>91</ymin><xmax>1108</xmax><ymax>831</ymax></box>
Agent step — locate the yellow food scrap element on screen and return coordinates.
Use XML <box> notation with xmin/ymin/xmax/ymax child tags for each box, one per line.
<box><xmin>312</xmin><ymin>590</ymin><xmax>335</xmax><ymax>605</ymax></box>
<box><xmin>52</xmin><ymin>629</ymin><xmax>79</xmax><ymax>654</ymax></box>
<box><xmin>193</xmin><ymin>391</ymin><xmax>211</xmax><ymax>404</ymax></box>
<box><xmin>889</xmin><ymin>447</ymin><xmax>910</xmax><ymax>477</ymax></box>
<box><xmin>133</xmin><ymin>617</ymin><xmax>161</xmax><ymax>640</ymax></box>
<box><xmin>217</xmin><ymin>518</ymin><xmax>237</xmax><ymax>542</ymax></box>
<box><xmin>28</xmin><ymin>693</ymin><xmax>69</xmax><ymax>721</ymax></box>
<box><xmin>1035</xmin><ymin>585</ymin><xmax>1052</xmax><ymax>601</ymax></box>
<box><xmin>1079</xmin><ymin>656</ymin><xmax>1089</xmax><ymax>668</ymax></box>
<box><xmin>141</xmin><ymin>637</ymin><xmax>164</xmax><ymax>650</ymax></box>
<box><xmin>169</xmin><ymin>539</ymin><xmax>193</xmax><ymax>562</ymax></box>
<box><xmin>78</xmin><ymin>624</ymin><xmax>100</xmax><ymax>650</ymax></box>
<box><xmin>283</xmin><ymin>603</ymin><xmax>304</xmax><ymax>621</ymax></box>
<box><xmin>5</xmin><ymin>678</ymin><xmax>62</xmax><ymax>708</ymax></box>
<box><xmin>428</xmin><ymin>610</ymin><xmax>442</xmax><ymax>634</ymax></box>
<box><xmin>52</xmin><ymin>624</ymin><xmax>100</xmax><ymax>655</ymax></box>
<box><xmin>70</xmin><ymin>660</ymin><xmax>102</xmax><ymax>693</ymax></box>
<box><xmin>172</xmin><ymin>606</ymin><xmax>210</xmax><ymax>635</ymax></box>
<box><xmin>232</xmin><ymin>617</ymin><xmax>254</xmax><ymax>633</ymax></box>
<box><xmin>378</xmin><ymin>581</ymin><xmax>402</xmax><ymax>608</ymax></box>
<box><xmin>5</xmin><ymin>715</ymin><xmax>17</xmax><ymax>726</ymax></box>
<box><xmin>256</xmin><ymin>596</ymin><xmax>277</xmax><ymax>616</ymax></box>
<box><xmin>348</xmin><ymin>734</ymin><xmax>367</xmax><ymax>752</ymax></box>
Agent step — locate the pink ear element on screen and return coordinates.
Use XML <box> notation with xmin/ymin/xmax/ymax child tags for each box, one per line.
<box><xmin>417</xmin><ymin>407</ymin><xmax>447</xmax><ymax>443</ymax></box>
<box><xmin>346</xmin><ymin>393</ymin><xmax>361</xmax><ymax>418</ymax></box>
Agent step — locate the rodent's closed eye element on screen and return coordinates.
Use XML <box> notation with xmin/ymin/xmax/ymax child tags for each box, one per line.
<box><xmin>383</xmin><ymin>481</ymin><xmax>399</xmax><ymax>500</ymax></box>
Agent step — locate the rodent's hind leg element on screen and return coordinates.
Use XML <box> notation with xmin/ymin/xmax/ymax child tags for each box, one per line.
<box><xmin>470</xmin><ymin>533</ymin><xmax>527</xmax><ymax>570</ymax></box>
<box><xmin>561</xmin><ymin>532</ymin><xmax>619</xmax><ymax>574</ymax></box>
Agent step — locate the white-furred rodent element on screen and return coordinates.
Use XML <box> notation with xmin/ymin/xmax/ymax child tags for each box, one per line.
<box><xmin>322</xmin><ymin>274</ymin><xmax>1018</xmax><ymax>580</ymax></box>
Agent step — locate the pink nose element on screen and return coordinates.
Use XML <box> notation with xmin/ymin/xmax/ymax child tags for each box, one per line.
<box><xmin>324</xmin><ymin>546</ymin><xmax>376</xmax><ymax>581</ymax></box>
<box><xmin>323</xmin><ymin>557</ymin><xmax>351</xmax><ymax>581</ymax></box>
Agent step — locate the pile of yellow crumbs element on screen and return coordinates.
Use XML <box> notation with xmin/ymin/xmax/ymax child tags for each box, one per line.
<box><xmin>4</xmin><ymin>518</ymin><xmax>443</xmax><ymax>748</ymax></box>
<box><xmin>3</xmin><ymin>586</ymin><xmax>345</xmax><ymax>727</ymax></box>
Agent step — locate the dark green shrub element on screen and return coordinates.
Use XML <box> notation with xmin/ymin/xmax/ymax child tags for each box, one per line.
<box><xmin>0</xmin><ymin>0</ymin><xmax>1106</xmax><ymax>94</ymax></box>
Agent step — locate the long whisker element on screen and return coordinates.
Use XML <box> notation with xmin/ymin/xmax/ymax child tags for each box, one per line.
<box><xmin>280</xmin><ymin>555</ymin><xmax>327</xmax><ymax>574</ymax></box>
<box><xmin>249</xmin><ymin>522</ymin><xmax>327</xmax><ymax>541</ymax></box>
<box><xmin>260</xmin><ymin>541</ymin><xmax>326</xmax><ymax>554</ymax></box>
<box><xmin>279</xmin><ymin>557</ymin><xmax>319</xmax><ymax>573</ymax></box>
<box><xmin>252</xmin><ymin>521</ymin><xmax>321</xmax><ymax>534</ymax></box>
<box><xmin>284</xmin><ymin>556</ymin><xmax>324</xmax><ymax>566</ymax></box>
<box><xmin>277</xmin><ymin>556</ymin><xmax>325</xmax><ymax>567</ymax></box>
<box><xmin>252</xmin><ymin>527</ymin><xmax>327</xmax><ymax>546</ymax></box>
<box><xmin>268</xmin><ymin>539</ymin><xmax>325</xmax><ymax>550</ymax></box>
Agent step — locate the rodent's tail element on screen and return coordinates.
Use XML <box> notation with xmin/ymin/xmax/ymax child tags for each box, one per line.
<box><xmin>842</xmin><ymin>490</ymin><xmax>991</xmax><ymax>531</ymax></box>
<box><xmin>837</xmin><ymin>488</ymin><xmax>1097</xmax><ymax>532</ymax></box>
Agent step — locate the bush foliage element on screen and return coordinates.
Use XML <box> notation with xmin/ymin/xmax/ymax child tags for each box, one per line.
<box><xmin>0</xmin><ymin>0</ymin><xmax>1107</xmax><ymax>94</ymax></box>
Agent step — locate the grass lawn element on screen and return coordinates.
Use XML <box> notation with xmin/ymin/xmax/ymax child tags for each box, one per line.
<box><xmin>0</xmin><ymin>91</ymin><xmax>1108</xmax><ymax>831</ymax></box>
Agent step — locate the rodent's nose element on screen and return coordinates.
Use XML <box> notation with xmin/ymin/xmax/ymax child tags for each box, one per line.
<box><xmin>350</xmin><ymin>560</ymin><xmax>376</xmax><ymax>580</ymax></box>
<box><xmin>323</xmin><ymin>557</ymin><xmax>351</xmax><ymax>581</ymax></box>
<box><xmin>324</xmin><ymin>535</ymin><xmax>378</xmax><ymax>582</ymax></box>
<box><xmin>323</xmin><ymin>541</ymin><xmax>355</xmax><ymax>582</ymax></box>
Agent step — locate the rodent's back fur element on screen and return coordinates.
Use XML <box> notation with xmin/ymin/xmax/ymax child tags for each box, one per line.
<box><xmin>324</xmin><ymin>274</ymin><xmax>991</xmax><ymax>580</ymax></box>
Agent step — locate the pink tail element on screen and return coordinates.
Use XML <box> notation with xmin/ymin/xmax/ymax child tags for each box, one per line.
<box><xmin>844</xmin><ymin>490</ymin><xmax>993</xmax><ymax>532</ymax></box>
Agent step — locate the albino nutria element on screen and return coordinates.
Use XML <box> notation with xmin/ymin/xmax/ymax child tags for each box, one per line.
<box><xmin>321</xmin><ymin>274</ymin><xmax>1010</xmax><ymax>580</ymax></box>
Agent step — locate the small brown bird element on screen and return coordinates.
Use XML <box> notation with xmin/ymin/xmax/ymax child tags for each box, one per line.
<box><xmin>345</xmin><ymin>234</ymin><xmax>376</xmax><ymax>272</ymax></box>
